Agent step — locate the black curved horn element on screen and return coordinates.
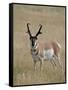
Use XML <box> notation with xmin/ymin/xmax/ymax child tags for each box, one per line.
<box><xmin>27</xmin><ymin>23</ymin><xmax>32</xmax><ymax>37</ymax></box>
<box><xmin>36</xmin><ymin>24</ymin><xmax>42</xmax><ymax>37</ymax></box>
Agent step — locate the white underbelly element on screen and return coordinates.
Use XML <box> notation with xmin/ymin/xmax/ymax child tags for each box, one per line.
<box><xmin>41</xmin><ymin>48</ymin><xmax>54</xmax><ymax>60</ymax></box>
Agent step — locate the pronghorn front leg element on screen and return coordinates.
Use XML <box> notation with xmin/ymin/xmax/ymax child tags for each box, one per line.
<box><xmin>40</xmin><ymin>59</ymin><xmax>43</xmax><ymax>71</ymax></box>
<box><xmin>34</xmin><ymin>60</ymin><xmax>36</xmax><ymax>71</ymax></box>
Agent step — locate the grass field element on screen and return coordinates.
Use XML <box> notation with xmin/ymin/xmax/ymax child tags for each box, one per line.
<box><xmin>13</xmin><ymin>4</ymin><xmax>66</xmax><ymax>86</ymax></box>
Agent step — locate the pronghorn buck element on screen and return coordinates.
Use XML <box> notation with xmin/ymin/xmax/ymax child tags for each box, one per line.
<box><xmin>27</xmin><ymin>23</ymin><xmax>61</xmax><ymax>71</ymax></box>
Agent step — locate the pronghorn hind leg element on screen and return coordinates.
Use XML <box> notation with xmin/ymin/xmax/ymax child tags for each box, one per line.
<box><xmin>54</xmin><ymin>54</ymin><xmax>63</xmax><ymax>71</ymax></box>
<box><xmin>50</xmin><ymin>60</ymin><xmax>56</xmax><ymax>69</ymax></box>
<box><xmin>57</xmin><ymin>54</ymin><xmax>62</xmax><ymax>67</ymax></box>
<box><xmin>55</xmin><ymin>54</ymin><xmax>62</xmax><ymax>68</ymax></box>
<box><xmin>57</xmin><ymin>56</ymin><xmax>62</xmax><ymax>69</ymax></box>
<box><xmin>56</xmin><ymin>54</ymin><xmax>64</xmax><ymax>73</ymax></box>
<box><xmin>52</xmin><ymin>60</ymin><xmax>56</xmax><ymax>66</ymax></box>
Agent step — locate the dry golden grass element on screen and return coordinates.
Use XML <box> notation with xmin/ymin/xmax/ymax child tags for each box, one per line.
<box><xmin>13</xmin><ymin>4</ymin><xmax>66</xmax><ymax>86</ymax></box>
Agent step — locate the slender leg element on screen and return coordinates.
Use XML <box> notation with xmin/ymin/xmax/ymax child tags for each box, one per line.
<box><xmin>53</xmin><ymin>54</ymin><xmax>63</xmax><ymax>71</ymax></box>
<box><xmin>52</xmin><ymin>60</ymin><xmax>56</xmax><ymax>66</ymax></box>
<box><xmin>40</xmin><ymin>61</ymin><xmax>42</xmax><ymax>71</ymax></box>
<box><xmin>57</xmin><ymin>56</ymin><xmax>62</xmax><ymax>69</ymax></box>
<box><xmin>50</xmin><ymin>55</ymin><xmax>57</xmax><ymax>69</ymax></box>
<box><xmin>50</xmin><ymin>60</ymin><xmax>56</xmax><ymax>69</ymax></box>
<box><xmin>54</xmin><ymin>54</ymin><xmax>62</xmax><ymax>68</ymax></box>
<box><xmin>56</xmin><ymin>54</ymin><xmax>63</xmax><ymax>72</ymax></box>
<box><xmin>58</xmin><ymin>54</ymin><xmax>61</xmax><ymax>66</ymax></box>
<box><xmin>40</xmin><ymin>60</ymin><xmax>43</xmax><ymax>71</ymax></box>
<box><xmin>34</xmin><ymin>60</ymin><xmax>36</xmax><ymax>71</ymax></box>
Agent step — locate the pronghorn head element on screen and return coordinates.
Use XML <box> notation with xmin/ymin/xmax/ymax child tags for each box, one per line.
<box><xmin>27</xmin><ymin>23</ymin><xmax>42</xmax><ymax>48</ymax></box>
